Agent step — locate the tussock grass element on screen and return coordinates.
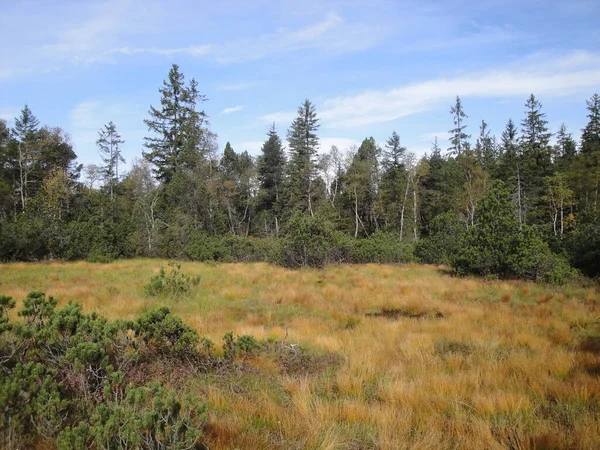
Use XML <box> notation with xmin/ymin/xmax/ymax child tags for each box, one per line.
<box><xmin>1</xmin><ymin>259</ymin><xmax>599</xmax><ymax>449</ymax></box>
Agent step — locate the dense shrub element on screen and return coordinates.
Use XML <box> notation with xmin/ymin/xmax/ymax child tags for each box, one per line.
<box><xmin>452</xmin><ymin>181</ymin><xmax>576</xmax><ymax>284</ymax></box>
<box><xmin>0</xmin><ymin>291</ymin><xmax>219</xmax><ymax>449</ymax></box>
<box><xmin>133</xmin><ymin>306</ymin><xmax>200</xmax><ymax>357</ymax></box>
<box><xmin>347</xmin><ymin>230</ymin><xmax>415</xmax><ymax>264</ymax></box>
<box><xmin>567</xmin><ymin>221</ymin><xmax>600</xmax><ymax>279</ymax></box>
<box><xmin>276</xmin><ymin>213</ymin><xmax>349</xmax><ymax>268</ymax></box>
<box><xmin>415</xmin><ymin>212</ymin><xmax>466</xmax><ymax>265</ymax></box>
<box><xmin>181</xmin><ymin>231</ymin><xmax>229</xmax><ymax>262</ymax></box>
<box><xmin>58</xmin><ymin>382</ymin><xmax>207</xmax><ymax>450</ymax></box>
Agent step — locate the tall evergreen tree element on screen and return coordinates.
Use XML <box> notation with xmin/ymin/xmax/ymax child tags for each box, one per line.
<box><xmin>257</xmin><ymin>124</ymin><xmax>286</xmax><ymax>234</ymax></box>
<box><xmin>448</xmin><ymin>96</ymin><xmax>470</xmax><ymax>156</ymax></box>
<box><xmin>286</xmin><ymin>99</ymin><xmax>320</xmax><ymax>215</ymax></box>
<box><xmin>519</xmin><ymin>94</ymin><xmax>553</xmax><ymax>223</ymax></box>
<box><xmin>554</xmin><ymin>123</ymin><xmax>577</xmax><ymax>170</ymax></box>
<box><xmin>475</xmin><ymin>120</ymin><xmax>496</xmax><ymax>172</ymax></box>
<box><xmin>380</xmin><ymin>131</ymin><xmax>407</xmax><ymax>233</ymax></box>
<box><xmin>143</xmin><ymin>64</ymin><xmax>207</xmax><ymax>183</ymax></box>
<box><xmin>579</xmin><ymin>93</ymin><xmax>600</xmax><ymax>210</ymax></box>
<box><xmin>12</xmin><ymin>105</ymin><xmax>40</xmax><ymax>210</ymax></box>
<box><xmin>96</xmin><ymin>121</ymin><xmax>125</xmax><ymax>201</ymax></box>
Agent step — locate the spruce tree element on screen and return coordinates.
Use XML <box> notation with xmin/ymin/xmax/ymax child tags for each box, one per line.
<box><xmin>286</xmin><ymin>99</ymin><xmax>320</xmax><ymax>215</ymax></box>
<box><xmin>143</xmin><ymin>64</ymin><xmax>207</xmax><ymax>183</ymax></box>
<box><xmin>448</xmin><ymin>96</ymin><xmax>470</xmax><ymax>156</ymax></box>
<box><xmin>96</xmin><ymin>121</ymin><xmax>125</xmax><ymax>201</ymax></box>
<box><xmin>12</xmin><ymin>105</ymin><xmax>40</xmax><ymax>210</ymax></box>
<box><xmin>257</xmin><ymin>124</ymin><xmax>285</xmax><ymax>215</ymax></box>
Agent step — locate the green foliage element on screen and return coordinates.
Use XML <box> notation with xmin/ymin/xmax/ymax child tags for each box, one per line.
<box><xmin>0</xmin><ymin>291</ymin><xmax>216</xmax><ymax>448</ymax></box>
<box><xmin>415</xmin><ymin>212</ymin><xmax>466</xmax><ymax>265</ymax></box>
<box><xmin>567</xmin><ymin>220</ymin><xmax>600</xmax><ymax>279</ymax></box>
<box><xmin>222</xmin><ymin>332</ymin><xmax>262</xmax><ymax>359</ymax></box>
<box><xmin>58</xmin><ymin>382</ymin><xmax>207</xmax><ymax>450</ymax></box>
<box><xmin>277</xmin><ymin>213</ymin><xmax>346</xmax><ymax>268</ymax></box>
<box><xmin>348</xmin><ymin>230</ymin><xmax>415</xmax><ymax>264</ymax></box>
<box><xmin>452</xmin><ymin>181</ymin><xmax>575</xmax><ymax>283</ymax></box>
<box><xmin>134</xmin><ymin>306</ymin><xmax>200</xmax><ymax>357</ymax></box>
<box><xmin>144</xmin><ymin>261</ymin><xmax>200</xmax><ymax>297</ymax></box>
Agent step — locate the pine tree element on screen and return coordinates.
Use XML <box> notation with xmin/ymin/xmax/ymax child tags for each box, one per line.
<box><xmin>143</xmin><ymin>64</ymin><xmax>207</xmax><ymax>183</ymax></box>
<box><xmin>96</xmin><ymin>121</ymin><xmax>125</xmax><ymax>201</ymax></box>
<box><xmin>580</xmin><ymin>93</ymin><xmax>600</xmax><ymax>210</ymax></box>
<box><xmin>12</xmin><ymin>105</ymin><xmax>40</xmax><ymax>210</ymax></box>
<box><xmin>286</xmin><ymin>99</ymin><xmax>320</xmax><ymax>215</ymax></box>
<box><xmin>554</xmin><ymin>123</ymin><xmax>577</xmax><ymax>170</ymax></box>
<box><xmin>448</xmin><ymin>96</ymin><xmax>470</xmax><ymax>156</ymax></box>
<box><xmin>475</xmin><ymin>120</ymin><xmax>496</xmax><ymax>172</ymax></box>
<box><xmin>519</xmin><ymin>94</ymin><xmax>553</xmax><ymax>223</ymax></box>
<box><xmin>380</xmin><ymin>131</ymin><xmax>407</xmax><ymax>235</ymax></box>
<box><xmin>257</xmin><ymin>124</ymin><xmax>286</xmax><ymax>233</ymax></box>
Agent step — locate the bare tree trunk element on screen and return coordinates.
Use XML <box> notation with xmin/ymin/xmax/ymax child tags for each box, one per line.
<box><xmin>400</xmin><ymin>174</ymin><xmax>410</xmax><ymax>241</ymax></box>
<box><xmin>413</xmin><ymin>174</ymin><xmax>418</xmax><ymax>241</ymax></box>
<box><xmin>18</xmin><ymin>142</ymin><xmax>26</xmax><ymax>211</ymax></box>
<box><xmin>516</xmin><ymin>163</ymin><xmax>523</xmax><ymax>228</ymax></box>
<box><xmin>354</xmin><ymin>186</ymin><xmax>359</xmax><ymax>239</ymax></box>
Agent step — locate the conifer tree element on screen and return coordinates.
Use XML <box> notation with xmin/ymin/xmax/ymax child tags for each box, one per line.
<box><xmin>286</xmin><ymin>99</ymin><xmax>320</xmax><ymax>215</ymax></box>
<box><xmin>12</xmin><ymin>105</ymin><xmax>40</xmax><ymax>210</ymax></box>
<box><xmin>448</xmin><ymin>96</ymin><xmax>470</xmax><ymax>156</ymax></box>
<box><xmin>257</xmin><ymin>124</ymin><xmax>285</xmax><ymax>233</ymax></box>
<box><xmin>143</xmin><ymin>64</ymin><xmax>207</xmax><ymax>183</ymax></box>
<box><xmin>96</xmin><ymin>121</ymin><xmax>125</xmax><ymax>201</ymax></box>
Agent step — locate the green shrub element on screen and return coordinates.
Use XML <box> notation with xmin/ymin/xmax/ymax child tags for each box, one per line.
<box><xmin>134</xmin><ymin>306</ymin><xmax>200</xmax><ymax>357</ymax></box>
<box><xmin>452</xmin><ymin>181</ymin><xmax>575</xmax><ymax>284</ymax></box>
<box><xmin>0</xmin><ymin>291</ymin><xmax>213</xmax><ymax>448</ymax></box>
<box><xmin>144</xmin><ymin>261</ymin><xmax>200</xmax><ymax>297</ymax></box>
<box><xmin>567</xmin><ymin>221</ymin><xmax>600</xmax><ymax>279</ymax></box>
<box><xmin>222</xmin><ymin>332</ymin><xmax>262</xmax><ymax>359</ymax></box>
<box><xmin>415</xmin><ymin>212</ymin><xmax>466</xmax><ymax>265</ymax></box>
<box><xmin>57</xmin><ymin>382</ymin><xmax>207</xmax><ymax>450</ymax></box>
<box><xmin>277</xmin><ymin>213</ymin><xmax>348</xmax><ymax>268</ymax></box>
<box><xmin>181</xmin><ymin>231</ymin><xmax>227</xmax><ymax>262</ymax></box>
<box><xmin>348</xmin><ymin>230</ymin><xmax>415</xmax><ymax>264</ymax></box>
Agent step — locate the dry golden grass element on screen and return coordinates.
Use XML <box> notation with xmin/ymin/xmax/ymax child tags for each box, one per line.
<box><xmin>1</xmin><ymin>259</ymin><xmax>600</xmax><ymax>449</ymax></box>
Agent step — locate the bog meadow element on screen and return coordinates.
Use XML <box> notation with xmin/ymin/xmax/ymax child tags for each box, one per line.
<box><xmin>2</xmin><ymin>3</ymin><xmax>600</xmax><ymax>447</ymax></box>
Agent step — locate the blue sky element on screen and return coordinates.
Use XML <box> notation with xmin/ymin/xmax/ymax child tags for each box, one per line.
<box><xmin>1</xmin><ymin>0</ymin><xmax>599</xmax><ymax>168</ymax></box>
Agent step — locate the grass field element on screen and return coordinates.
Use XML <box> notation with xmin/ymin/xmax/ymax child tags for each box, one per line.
<box><xmin>1</xmin><ymin>260</ymin><xmax>599</xmax><ymax>449</ymax></box>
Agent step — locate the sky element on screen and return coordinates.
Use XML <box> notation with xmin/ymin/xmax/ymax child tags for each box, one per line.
<box><xmin>1</xmin><ymin>0</ymin><xmax>600</xmax><ymax>169</ymax></box>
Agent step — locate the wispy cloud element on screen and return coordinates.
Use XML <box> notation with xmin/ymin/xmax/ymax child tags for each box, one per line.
<box><xmin>318</xmin><ymin>51</ymin><xmax>600</xmax><ymax>128</ymax></box>
<box><xmin>222</xmin><ymin>105</ymin><xmax>245</xmax><ymax>115</ymax></box>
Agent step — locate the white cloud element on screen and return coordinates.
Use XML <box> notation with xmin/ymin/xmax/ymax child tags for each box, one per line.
<box><xmin>318</xmin><ymin>51</ymin><xmax>600</xmax><ymax>128</ymax></box>
<box><xmin>222</xmin><ymin>105</ymin><xmax>245</xmax><ymax>115</ymax></box>
<box><xmin>213</xmin><ymin>12</ymin><xmax>384</xmax><ymax>63</ymax></box>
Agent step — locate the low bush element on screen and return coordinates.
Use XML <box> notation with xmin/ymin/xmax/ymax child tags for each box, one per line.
<box><xmin>415</xmin><ymin>212</ymin><xmax>466</xmax><ymax>265</ymax></box>
<box><xmin>452</xmin><ymin>181</ymin><xmax>576</xmax><ymax>284</ymax></box>
<box><xmin>347</xmin><ymin>230</ymin><xmax>415</xmax><ymax>264</ymax></box>
<box><xmin>276</xmin><ymin>213</ymin><xmax>349</xmax><ymax>268</ymax></box>
<box><xmin>0</xmin><ymin>291</ymin><xmax>266</xmax><ymax>448</ymax></box>
<box><xmin>144</xmin><ymin>261</ymin><xmax>200</xmax><ymax>297</ymax></box>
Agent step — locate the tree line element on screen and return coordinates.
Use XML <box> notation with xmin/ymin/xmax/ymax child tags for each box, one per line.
<box><xmin>0</xmin><ymin>64</ymin><xmax>598</xmax><ymax>280</ymax></box>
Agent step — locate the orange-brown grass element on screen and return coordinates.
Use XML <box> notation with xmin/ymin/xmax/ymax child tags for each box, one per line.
<box><xmin>1</xmin><ymin>259</ymin><xmax>600</xmax><ymax>449</ymax></box>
